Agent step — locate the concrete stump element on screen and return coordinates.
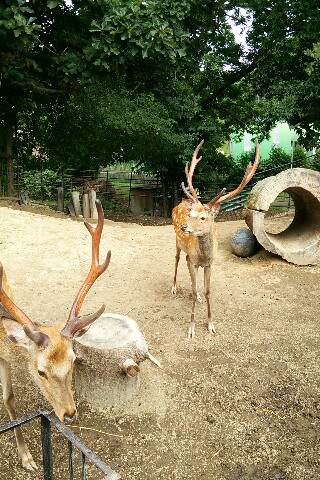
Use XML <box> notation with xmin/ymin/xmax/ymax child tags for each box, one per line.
<box><xmin>88</xmin><ymin>189</ymin><xmax>98</xmax><ymax>220</ymax></box>
<box><xmin>245</xmin><ymin>168</ymin><xmax>320</xmax><ymax>265</ymax></box>
<box><xmin>71</xmin><ymin>191</ymin><xmax>82</xmax><ymax>217</ymax></box>
<box><xmin>73</xmin><ymin>314</ymin><xmax>158</xmax><ymax>411</ymax></box>
<box><xmin>82</xmin><ymin>193</ymin><xmax>90</xmax><ymax>219</ymax></box>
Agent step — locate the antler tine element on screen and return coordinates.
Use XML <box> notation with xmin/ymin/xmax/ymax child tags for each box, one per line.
<box><xmin>181</xmin><ymin>181</ymin><xmax>197</xmax><ymax>201</ymax></box>
<box><xmin>0</xmin><ymin>263</ymin><xmax>49</xmax><ymax>346</ymax></box>
<box><xmin>211</xmin><ymin>139</ymin><xmax>260</xmax><ymax>207</ymax></box>
<box><xmin>207</xmin><ymin>188</ymin><xmax>227</xmax><ymax>208</ymax></box>
<box><xmin>61</xmin><ymin>200</ymin><xmax>111</xmax><ymax>338</ymax></box>
<box><xmin>0</xmin><ymin>262</ymin><xmax>35</xmax><ymax>330</ymax></box>
<box><xmin>183</xmin><ymin>140</ymin><xmax>204</xmax><ymax>201</ymax></box>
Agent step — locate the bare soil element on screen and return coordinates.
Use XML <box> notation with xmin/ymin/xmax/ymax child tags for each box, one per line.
<box><xmin>0</xmin><ymin>206</ymin><xmax>319</xmax><ymax>480</ymax></box>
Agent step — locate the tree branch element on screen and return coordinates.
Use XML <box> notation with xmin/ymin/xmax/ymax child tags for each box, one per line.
<box><xmin>10</xmin><ymin>79</ymin><xmax>64</xmax><ymax>94</ymax></box>
<box><xmin>201</xmin><ymin>60</ymin><xmax>258</xmax><ymax>108</ymax></box>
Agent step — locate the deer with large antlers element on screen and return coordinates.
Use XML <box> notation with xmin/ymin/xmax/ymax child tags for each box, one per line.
<box><xmin>0</xmin><ymin>200</ymin><xmax>110</xmax><ymax>471</ymax></box>
<box><xmin>172</xmin><ymin>139</ymin><xmax>260</xmax><ymax>339</ymax></box>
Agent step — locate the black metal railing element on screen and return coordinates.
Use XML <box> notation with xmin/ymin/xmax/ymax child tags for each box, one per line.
<box><xmin>0</xmin><ymin>410</ymin><xmax>121</xmax><ymax>480</ymax></box>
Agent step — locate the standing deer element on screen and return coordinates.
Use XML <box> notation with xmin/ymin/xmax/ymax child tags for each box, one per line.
<box><xmin>171</xmin><ymin>140</ymin><xmax>260</xmax><ymax>338</ymax></box>
<box><xmin>0</xmin><ymin>200</ymin><xmax>110</xmax><ymax>471</ymax></box>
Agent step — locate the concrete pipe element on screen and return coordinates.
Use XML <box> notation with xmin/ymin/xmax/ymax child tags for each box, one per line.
<box><xmin>245</xmin><ymin>168</ymin><xmax>320</xmax><ymax>265</ymax></box>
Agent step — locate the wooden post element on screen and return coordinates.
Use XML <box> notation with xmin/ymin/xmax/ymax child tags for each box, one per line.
<box><xmin>127</xmin><ymin>170</ymin><xmax>133</xmax><ymax>213</ymax></box>
<box><xmin>82</xmin><ymin>193</ymin><xmax>90</xmax><ymax>219</ymax></box>
<box><xmin>88</xmin><ymin>189</ymin><xmax>98</xmax><ymax>220</ymax></box>
<box><xmin>161</xmin><ymin>178</ymin><xmax>168</xmax><ymax>217</ymax></box>
<box><xmin>71</xmin><ymin>190</ymin><xmax>82</xmax><ymax>217</ymax></box>
<box><xmin>40</xmin><ymin>163</ymin><xmax>44</xmax><ymax>203</ymax></box>
<box><xmin>57</xmin><ymin>187</ymin><xmax>64</xmax><ymax>212</ymax></box>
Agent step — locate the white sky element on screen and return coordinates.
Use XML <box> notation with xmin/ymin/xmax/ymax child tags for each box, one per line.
<box><xmin>227</xmin><ymin>8</ymin><xmax>251</xmax><ymax>53</ymax></box>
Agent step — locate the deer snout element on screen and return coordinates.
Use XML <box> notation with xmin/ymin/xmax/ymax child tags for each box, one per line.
<box><xmin>61</xmin><ymin>409</ymin><xmax>77</xmax><ymax>424</ymax></box>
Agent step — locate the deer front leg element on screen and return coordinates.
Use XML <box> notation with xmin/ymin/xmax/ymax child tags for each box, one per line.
<box><xmin>195</xmin><ymin>268</ymin><xmax>202</xmax><ymax>303</ymax></box>
<box><xmin>171</xmin><ymin>245</ymin><xmax>181</xmax><ymax>295</ymax></box>
<box><xmin>204</xmin><ymin>265</ymin><xmax>215</xmax><ymax>334</ymax></box>
<box><xmin>187</xmin><ymin>257</ymin><xmax>198</xmax><ymax>339</ymax></box>
<box><xmin>0</xmin><ymin>358</ymin><xmax>37</xmax><ymax>471</ymax></box>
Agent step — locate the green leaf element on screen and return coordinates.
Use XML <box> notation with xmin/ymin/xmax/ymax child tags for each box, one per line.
<box><xmin>47</xmin><ymin>1</ymin><xmax>59</xmax><ymax>9</ymax></box>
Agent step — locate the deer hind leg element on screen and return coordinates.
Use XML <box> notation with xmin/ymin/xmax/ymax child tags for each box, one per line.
<box><xmin>204</xmin><ymin>266</ymin><xmax>215</xmax><ymax>334</ymax></box>
<box><xmin>187</xmin><ymin>257</ymin><xmax>199</xmax><ymax>339</ymax></box>
<box><xmin>0</xmin><ymin>358</ymin><xmax>37</xmax><ymax>471</ymax></box>
<box><xmin>171</xmin><ymin>245</ymin><xmax>181</xmax><ymax>295</ymax></box>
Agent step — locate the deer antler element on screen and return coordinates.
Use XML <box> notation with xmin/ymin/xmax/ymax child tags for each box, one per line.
<box><xmin>181</xmin><ymin>140</ymin><xmax>204</xmax><ymax>202</ymax></box>
<box><xmin>0</xmin><ymin>263</ymin><xmax>49</xmax><ymax>347</ymax></box>
<box><xmin>209</xmin><ymin>139</ymin><xmax>260</xmax><ymax>208</ymax></box>
<box><xmin>61</xmin><ymin>200</ymin><xmax>111</xmax><ymax>338</ymax></box>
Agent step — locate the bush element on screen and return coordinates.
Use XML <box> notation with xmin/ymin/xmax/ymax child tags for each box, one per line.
<box><xmin>21</xmin><ymin>169</ymin><xmax>58</xmax><ymax>200</ymax></box>
<box><xmin>310</xmin><ymin>149</ymin><xmax>320</xmax><ymax>171</ymax></box>
<box><xmin>100</xmin><ymin>196</ymin><xmax>127</xmax><ymax>214</ymax></box>
<box><xmin>293</xmin><ymin>144</ymin><xmax>308</xmax><ymax>167</ymax></box>
<box><xmin>264</xmin><ymin>147</ymin><xmax>291</xmax><ymax>170</ymax></box>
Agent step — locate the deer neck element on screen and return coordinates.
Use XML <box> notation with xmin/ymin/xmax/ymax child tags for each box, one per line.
<box><xmin>196</xmin><ymin>230</ymin><xmax>213</xmax><ymax>266</ymax></box>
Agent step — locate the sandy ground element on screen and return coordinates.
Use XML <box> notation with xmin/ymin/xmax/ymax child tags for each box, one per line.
<box><xmin>0</xmin><ymin>205</ymin><xmax>319</xmax><ymax>480</ymax></box>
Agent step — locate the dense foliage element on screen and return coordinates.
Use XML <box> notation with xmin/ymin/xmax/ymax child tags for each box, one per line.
<box><xmin>1</xmin><ymin>0</ymin><xmax>320</xmax><ymax>195</ymax></box>
<box><xmin>20</xmin><ymin>169</ymin><xmax>58</xmax><ymax>200</ymax></box>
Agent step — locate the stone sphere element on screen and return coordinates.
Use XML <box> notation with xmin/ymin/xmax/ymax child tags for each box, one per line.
<box><xmin>230</xmin><ymin>227</ymin><xmax>258</xmax><ymax>258</ymax></box>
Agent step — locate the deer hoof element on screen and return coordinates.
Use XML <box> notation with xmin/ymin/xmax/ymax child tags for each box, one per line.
<box><xmin>171</xmin><ymin>285</ymin><xmax>177</xmax><ymax>295</ymax></box>
<box><xmin>188</xmin><ymin>323</ymin><xmax>196</xmax><ymax>339</ymax></box>
<box><xmin>208</xmin><ymin>322</ymin><xmax>216</xmax><ymax>334</ymax></box>
<box><xmin>22</xmin><ymin>451</ymin><xmax>38</xmax><ymax>471</ymax></box>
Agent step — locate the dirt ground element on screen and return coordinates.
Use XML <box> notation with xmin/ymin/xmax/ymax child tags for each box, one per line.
<box><xmin>0</xmin><ymin>204</ymin><xmax>319</xmax><ymax>480</ymax></box>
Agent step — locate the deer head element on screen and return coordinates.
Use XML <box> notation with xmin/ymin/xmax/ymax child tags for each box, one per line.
<box><xmin>0</xmin><ymin>200</ymin><xmax>110</xmax><ymax>422</ymax></box>
<box><xmin>180</xmin><ymin>139</ymin><xmax>260</xmax><ymax>236</ymax></box>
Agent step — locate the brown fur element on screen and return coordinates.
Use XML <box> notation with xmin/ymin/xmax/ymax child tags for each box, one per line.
<box><xmin>171</xmin><ymin>140</ymin><xmax>259</xmax><ymax>338</ymax></box>
<box><xmin>0</xmin><ymin>268</ymin><xmax>76</xmax><ymax>470</ymax></box>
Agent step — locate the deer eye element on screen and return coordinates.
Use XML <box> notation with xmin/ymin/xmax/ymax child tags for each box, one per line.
<box><xmin>200</xmin><ymin>216</ymin><xmax>206</xmax><ymax>221</ymax></box>
<box><xmin>38</xmin><ymin>370</ymin><xmax>47</xmax><ymax>379</ymax></box>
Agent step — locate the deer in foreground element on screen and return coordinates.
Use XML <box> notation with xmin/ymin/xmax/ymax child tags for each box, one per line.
<box><xmin>172</xmin><ymin>140</ymin><xmax>260</xmax><ymax>339</ymax></box>
<box><xmin>0</xmin><ymin>200</ymin><xmax>110</xmax><ymax>471</ymax></box>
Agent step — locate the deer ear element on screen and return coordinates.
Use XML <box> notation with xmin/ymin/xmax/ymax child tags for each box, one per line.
<box><xmin>2</xmin><ymin>318</ymin><xmax>30</xmax><ymax>350</ymax></box>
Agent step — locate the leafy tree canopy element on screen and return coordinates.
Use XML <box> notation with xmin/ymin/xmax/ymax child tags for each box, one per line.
<box><xmin>1</xmin><ymin>0</ymin><xmax>320</xmax><ymax>195</ymax></box>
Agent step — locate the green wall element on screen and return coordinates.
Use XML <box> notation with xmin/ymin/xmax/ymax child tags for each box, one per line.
<box><xmin>230</xmin><ymin>123</ymin><xmax>299</xmax><ymax>161</ymax></box>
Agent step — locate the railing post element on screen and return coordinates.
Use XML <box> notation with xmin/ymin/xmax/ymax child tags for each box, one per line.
<box><xmin>41</xmin><ymin>415</ymin><xmax>53</xmax><ymax>480</ymax></box>
<box><xmin>68</xmin><ymin>440</ymin><xmax>74</xmax><ymax>480</ymax></box>
<box><xmin>81</xmin><ymin>452</ymin><xmax>87</xmax><ymax>480</ymax></box>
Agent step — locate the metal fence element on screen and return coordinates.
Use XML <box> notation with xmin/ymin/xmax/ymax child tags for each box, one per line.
<box><xmin>0</xmin><ymin>156</ymin><xmax>313</xmax><ymax>217</ymax></box>
<box><xmin>0</xmin><ymin>410</ymin><xmax>120</xmax><ymax>479</ymax></box>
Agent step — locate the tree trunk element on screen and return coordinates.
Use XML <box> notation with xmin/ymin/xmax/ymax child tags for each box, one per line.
<box><xmin>3</xmin><ymin>113</ymin><xmax>15</xmax><ymax>196</ymax></box>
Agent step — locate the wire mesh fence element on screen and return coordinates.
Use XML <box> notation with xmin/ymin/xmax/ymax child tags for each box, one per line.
<box><xmin>0</xmin><ymin>155</ymin><xmax>313</xmax><ymax>217</ymax></box>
